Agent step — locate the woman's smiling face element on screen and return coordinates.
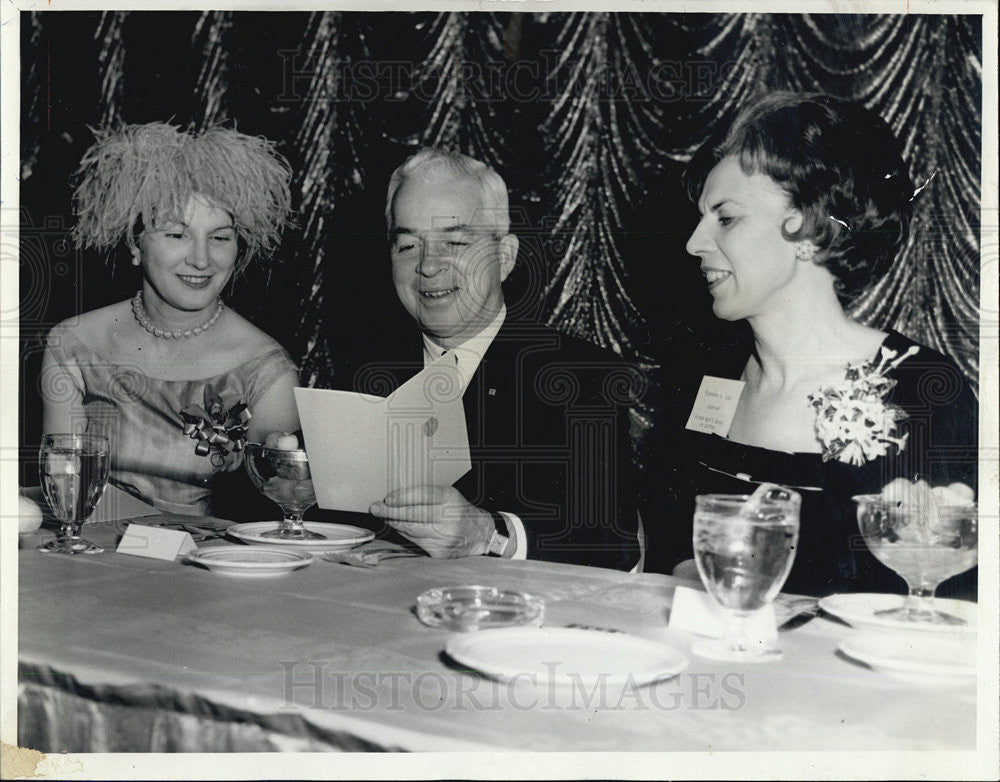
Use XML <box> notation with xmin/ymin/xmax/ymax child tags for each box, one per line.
<box><xmin>139</xmin><ymin>193</ymin><xmax>238</xmax><ymax>314</ymax></box>
<box><xmin>685</xmin><ymin>156</ymin><xmax>804</xmax><ymax>322</ymax></box>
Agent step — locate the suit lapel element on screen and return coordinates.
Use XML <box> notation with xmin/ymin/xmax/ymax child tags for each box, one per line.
<box><xmin>464</xmin><ymin>319</ymin><xmax>518</xmax><ymax>447</ymax></box>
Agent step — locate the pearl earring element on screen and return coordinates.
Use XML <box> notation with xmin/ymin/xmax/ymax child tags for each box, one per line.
<box><xmin>794</xmin><ymin>241</ymin><xmax>818</xmax><ymax>262</ymax></box>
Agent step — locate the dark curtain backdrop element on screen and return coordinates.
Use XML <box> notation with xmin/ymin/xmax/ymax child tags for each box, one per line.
<box><xmin>18</xmin><ymin>11</ymin><xmax>982</xmax><ymax>478</ymax></box>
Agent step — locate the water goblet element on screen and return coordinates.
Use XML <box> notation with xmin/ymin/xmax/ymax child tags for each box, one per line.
<box><xmin>244</xmin><ymin>443</ymin><xmax>321</xmax><ymax>540</ymax></box>
<box><xmin>853</xmin><ymin>493</ymin><xmax>977</xmax><ymax>625</ymax></box>
<box><xmin>37</xmin><ymin>433</ymin><xmax>110</xmax><ymax>554</ymax></box>
<box><xmin>691</xmin><ymin>490</ymin><xmax>801</xmax><ymax>662</ymax></box>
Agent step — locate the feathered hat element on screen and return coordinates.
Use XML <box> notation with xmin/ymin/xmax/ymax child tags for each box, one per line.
<box><xmin>71</xmin><ymin>122</ymin><xmax>293</xmax><ymax>271</ymax></box>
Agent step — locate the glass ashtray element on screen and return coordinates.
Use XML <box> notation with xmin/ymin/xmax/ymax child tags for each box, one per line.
<box><xmin>416</xmin><ymin>585</ymin><xmax>545</xmax><ymax>631</ymax></box>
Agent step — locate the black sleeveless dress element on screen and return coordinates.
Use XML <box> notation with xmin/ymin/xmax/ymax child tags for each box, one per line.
<box><xmin>643</xmin><ymin>329</ymin><xmax>978</xmax><ymax>599</ymax></box>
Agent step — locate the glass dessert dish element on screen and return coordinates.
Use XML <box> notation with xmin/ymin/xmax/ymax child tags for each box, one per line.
<box><xmin>416</xmin><ymin>586</ymin><xmax>545</xmax><ymax>631</ymax></box>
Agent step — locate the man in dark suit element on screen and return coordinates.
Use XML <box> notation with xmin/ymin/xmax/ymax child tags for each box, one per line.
<box><xmin>349</xmin><ymin>148</ymin><xmax>640</xmax><ymax>571</ymax></box>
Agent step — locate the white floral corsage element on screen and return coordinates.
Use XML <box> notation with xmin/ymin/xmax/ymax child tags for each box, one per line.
<box><xmin>808</xmin><ymin>345</ymin><xmax>920</xmax><ymax>466</ymax></box>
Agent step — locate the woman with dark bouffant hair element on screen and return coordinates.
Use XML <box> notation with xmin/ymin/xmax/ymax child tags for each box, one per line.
<box><xmin>41</xmin><ymin>123</ymin><xmax>301</xmax><ymax>516</ymax></box>
<box><xmin>650</xmin><ymin>92</ymin><xmax>977</xmax><ymax>597</ymax></box>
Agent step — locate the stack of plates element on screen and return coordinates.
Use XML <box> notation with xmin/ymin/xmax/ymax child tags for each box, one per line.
<box><xmin>819</xmin><ymin>593</ymin><xmax>977</xmax><ymax>682</ymax></box>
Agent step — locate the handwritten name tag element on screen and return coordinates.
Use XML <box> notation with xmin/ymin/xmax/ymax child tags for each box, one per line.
<box><xmin>685</xmin><ymin>375</ymin><xmax>745</xmax><ymax>437</ymax></box>
<box><xmin>116</xmin><ymin>523</ymin><xmax>197</xmax><ymax>561</ymax></box>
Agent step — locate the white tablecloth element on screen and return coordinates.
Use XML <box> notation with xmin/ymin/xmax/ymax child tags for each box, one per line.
<box><xmin>17</xmin><ymin>520</ymin><xmax>977</xmax><ymax>754</ymax></box>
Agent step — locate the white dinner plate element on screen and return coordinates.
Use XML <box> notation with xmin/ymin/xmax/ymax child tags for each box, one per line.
<box><xmin>818</xmin><ymin>593</ymin><xmax>977</xmax><ymax>635</ymax></box>
<box><xmin>839</xmin><ymin>633</ymin><xmax>977</xmax><ymax>682</ymax></box>
<box><xmin>445</xmin><ymin>627</ymin><xmax>688</xmax><ymax>688</ymax></box>
<box><xmin>187</xmin><ymin>545</ymin><xmax>313</xmax><ymax>577</ymax></box>
<box><xmin>227</xmin><ymin>522</ymin><xmax>375</xmax><ymax>550</ymax></box>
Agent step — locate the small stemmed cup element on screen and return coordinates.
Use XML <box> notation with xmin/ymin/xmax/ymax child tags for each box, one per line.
<box><xmin>244</xmin><ymin>443</ymin><xmax>321</xmax><ymax>540</ymax></box>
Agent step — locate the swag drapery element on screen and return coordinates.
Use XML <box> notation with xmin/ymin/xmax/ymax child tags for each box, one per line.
<box><xmin>18</xmin><ymin>11</ymin><xmax>982</xmax><ymax>451</ymax></box>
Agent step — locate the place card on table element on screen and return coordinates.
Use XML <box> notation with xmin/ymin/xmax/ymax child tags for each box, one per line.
<box><xmin>669</xmin><ymin>585</ymin><xmax>778</xmax><ymax>643</ymax></box>
<box><xmin>116</xmin><ymin>523</ymin><xmax>197</xmax><ymax>561</ymax></box>
<box><xmin>684</xmin><ymin>375</ymin><xmax>745</xmax><ymax>437</ymax></box>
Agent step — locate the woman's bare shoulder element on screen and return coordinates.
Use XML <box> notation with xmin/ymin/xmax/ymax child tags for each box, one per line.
<box><xmin>217</xmin><ymin>308</ymin><xmax>291</xmax><ymax>363</ymax></box>
<box><xmin>49</xmin><ymin>300</ymin><xmax>133</xmax><ymax>348</ymax></box>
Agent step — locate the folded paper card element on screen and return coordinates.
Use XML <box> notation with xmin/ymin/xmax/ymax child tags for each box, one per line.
<box><xmin>668</xmin><ymin>585</ymin><xmax>778</xmax><ymax>644</ymax></box>
<box><xmin>294</xmin><ymin>354</ymin><xmax>472</xmax><ymax>513</ymax></box>
<box><xmin>116</xmin><ymin>523</ymin><xmax>197</xmax><ymax>560</ymax></box>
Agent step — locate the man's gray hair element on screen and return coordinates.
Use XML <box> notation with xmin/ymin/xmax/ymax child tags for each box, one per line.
<box><xmin>385</xmin><ymin>147</ymin><xmax>511</xmax><ymax>234</ymax></box>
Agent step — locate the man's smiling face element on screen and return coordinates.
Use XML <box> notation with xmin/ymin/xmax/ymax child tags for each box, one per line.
<box><xmin>389</xmin><ymin>172</ymin><xmax>515</xmax><ymax>349</ymax></box>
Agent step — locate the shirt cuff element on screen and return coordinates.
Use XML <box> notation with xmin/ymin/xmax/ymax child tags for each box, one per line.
<box><xmin>496</xmin><ymin>511</ymin><xmax>527</xmax><ymax>560</ymax></box>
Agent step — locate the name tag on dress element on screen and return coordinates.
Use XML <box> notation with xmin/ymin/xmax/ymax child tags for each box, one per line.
<box><xmin>685</xmin><ymin>376</ymin><xmax>745</xmax><ymax>437</ymax></box>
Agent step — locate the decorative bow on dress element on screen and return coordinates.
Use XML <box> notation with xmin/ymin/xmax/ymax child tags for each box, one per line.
<box><xmin>179</xmin><ymin>384</ymin><xmax>252</xmax><ymax>468</ymax></box>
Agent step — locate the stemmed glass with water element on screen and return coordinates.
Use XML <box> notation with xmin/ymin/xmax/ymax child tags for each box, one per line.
<box><xmin>692</xmin><ymin>486</ymin><xmax>801</xmax><ymax>662</ymax></box>
<box><xmin>37</xmin><ymin>433</ymin><xmax>110</xmax><ymax>554</ymax></box>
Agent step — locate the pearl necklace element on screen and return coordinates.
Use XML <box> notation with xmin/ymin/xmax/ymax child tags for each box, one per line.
<box><xmin>131</xmin><ymin>291</ymin><xmax>225</xmax><ymax>340</ymax></box>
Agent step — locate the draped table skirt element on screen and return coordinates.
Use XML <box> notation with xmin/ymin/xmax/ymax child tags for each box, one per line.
<box><xmin>16</xmin><ymin>521</ymin><xmax>978</xmax><ymax>754</ymax></box>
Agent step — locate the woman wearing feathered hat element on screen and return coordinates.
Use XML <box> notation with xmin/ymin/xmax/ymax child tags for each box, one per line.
<box><xmin>41</xmin><ymin>123</ymin><xmax>301</xmax><ymax>515</ymax></box>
